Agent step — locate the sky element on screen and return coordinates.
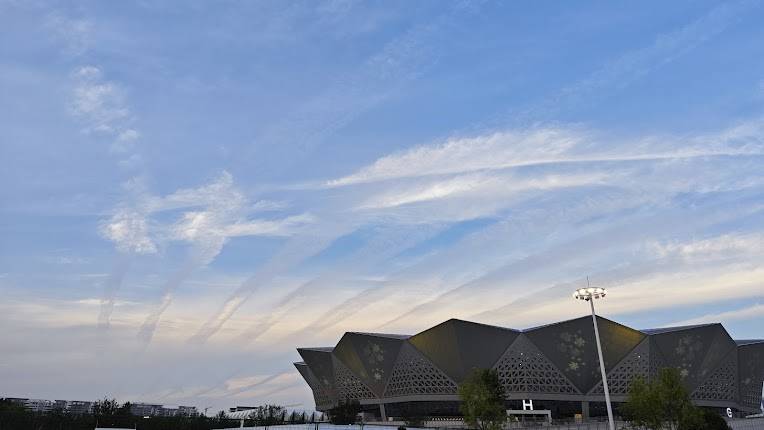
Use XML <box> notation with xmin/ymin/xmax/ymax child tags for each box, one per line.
<box><xmin>1</xmin><ymin>0</ymin><xmax>764</xmax><ymax>414</ymax></box>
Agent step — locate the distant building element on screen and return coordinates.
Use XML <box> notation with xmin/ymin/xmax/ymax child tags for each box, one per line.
<box><xmin>130</xmin><ymin>402</ymin><xmax>163</xmax><ymax>417</ymax></box>
<box><xmin>178</xmin><ymin>405</ymin><xmax>199</xmax><ymax>416</ymax></box>
<box><xmin>53</xmin><ymin>400</ymin><xmax>94</xmax><ymax>414</ymax></box>
<box><xmin>5</xmin><ymin>398</ymin><xmax>92</xmax><ymax>414</ymax></box>
<box><xmin>228</xmin><ymin>406</ymin><xmax>257</xmax><ymax>413</ymax></box>
<box><xmin>130</xmin><ymin>402</ymin><xmax>198</xmax><ymax>417</ymax></box>
<box><xmin>295</xmin><ymin>317</ymin><xmax>764</xmax><ymax>420</ymax></box>
<box><xmin>3</xmin><ymin>398</ymin><xmax>56</xmax><ymax>413</ymax></box>
<box><xmin>1</xmin><ymin>397</ymin><xmax>194</xmax><ymax>417</ymax></box>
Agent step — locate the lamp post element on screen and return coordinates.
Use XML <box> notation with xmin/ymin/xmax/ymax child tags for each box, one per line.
<box><xmin>574</xmin><ymin>284</ymin><xmax>615</xmax><ymax>430</ymax></box>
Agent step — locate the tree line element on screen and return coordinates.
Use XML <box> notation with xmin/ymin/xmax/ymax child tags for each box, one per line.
<box><xmin>0</xmin><ymin>398</ymin><xmax>311</xmax><ymax>430</ymax></box>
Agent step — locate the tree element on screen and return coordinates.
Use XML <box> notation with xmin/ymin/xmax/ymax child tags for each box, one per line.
<box><xmin>622</xmin><ymin>368</ymin><xmax>729</xmax><ymax>430</ymax></box>
<box><xmin>92</xmin><ymin>397</ymin><xmax>120</xmax><ymax>416</ymax></box>
<box><xmin>700</xmin><ymin>409</ymin><xmax>732</xmax><ymax>430</ymax></box>
<box><xmin>328</xmin><ymin>400</ymin><xmax>360</xmax><ymax>424</ymax></box>
<box><xmin>116</xmin><ymin>401</ymin><xmax>133</xmax><ymax>417</ymax></box>
<box><xmin>458</xmin><ymin>368</ymin><xmax>506</xmax><ymax>430</ymax></box>
<box><xmin>0</xmin><ymin>399</ymin><xmax>25</xmax><ymax>412</ymax></box>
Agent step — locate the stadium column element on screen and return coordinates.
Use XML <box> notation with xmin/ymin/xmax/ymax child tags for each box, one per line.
<box><xmin>581</xmin><ymin>401</ymin><xmax>590</xmax><ymax>420</ymax></box>
<box><xmin>379</xmin><ymin>403</ymin><xmax>387</xmax><ymax>421</ymax></box>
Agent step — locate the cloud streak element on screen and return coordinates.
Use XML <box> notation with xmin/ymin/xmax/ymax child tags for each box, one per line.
<box><xmin>132</xmin><ymin>172</ymin><xmax>315</xmax><ymax>346</ymax></box>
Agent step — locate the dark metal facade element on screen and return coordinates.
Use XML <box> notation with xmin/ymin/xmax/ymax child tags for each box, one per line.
<box><xmin>295</xmin><ymin>317</ymin><xmax>764</xmax><ymax>415</ymax></box>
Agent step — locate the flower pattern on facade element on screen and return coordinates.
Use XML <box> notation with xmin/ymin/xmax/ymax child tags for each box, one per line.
<box><xmin>558</xmin><ymin>330</ymin><xmax>588</xmax><ymax>373</ymax></box>
<box><xmin>363</xmin><ymin>341</ymin><xmax>386</xmax><ymax>381</ymax></box>
<box><xmin>673</xmin><ymin>334</ymin><xmax>703</xmax><ymax>379</ymax></box>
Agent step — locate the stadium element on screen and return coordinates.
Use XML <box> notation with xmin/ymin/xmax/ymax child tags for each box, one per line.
<box><xmin>294</xmin><ymin>316</ymin><xmax>764</xmax><ymax>420</ymax></box>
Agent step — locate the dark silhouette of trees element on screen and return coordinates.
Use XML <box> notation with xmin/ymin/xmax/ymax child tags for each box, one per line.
<box><xmin>622</xmin><ymin>368</ymin><xmax>731</xmax><ymax>430</ymax></box>
<box><xmin>458</xmin><ymin>368</ymin><xmax>506</xmax><ymax>430</ymax></box>
<box><xmin>328</xmin><ymin>399</ymin><xmax>360</xmax><ymax>424</ymax></box>
<box><xmin>0</xmin><ymin>398</ymin><xmax>300</xmax><ymax>430</ymax></box>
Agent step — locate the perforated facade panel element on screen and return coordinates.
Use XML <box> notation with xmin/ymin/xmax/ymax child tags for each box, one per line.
<box><xmin>692</xmin><ymin>349</ymin><xmax>738</xmax><ymax>402</ymax></box>
<box><xmin>383</xmin><ymin>342</ymin><xmax>458</xmax><ymax>397</ymax></box>
<box><xmin>332</xmin><ymin>356</ymin><xmax>376</xmax><ymax>401</ymax></box>
<box><xmin>493</xmin><ymin>334</ymin><xmax>579</xmax><ymax>395</ymax></box>
<box><xmin>589</xmin><ymin>337</ymin><xmax>650</xmax><ymax>396</ymax></box>
<box><xmin>738</xmin><ymin>342</ymin><xmax>764</xmax><ymax>410</ymax></box>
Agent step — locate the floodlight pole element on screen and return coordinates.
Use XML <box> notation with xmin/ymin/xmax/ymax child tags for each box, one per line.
<box><xmin>574</xmin><ymin>282</ymin><xmax>615</xmax><ymax>430</ymax></box>
<box><xmin>589</xmin><ymin>296</ymin><xmax>615</xmax><ymax>430</ymax></box>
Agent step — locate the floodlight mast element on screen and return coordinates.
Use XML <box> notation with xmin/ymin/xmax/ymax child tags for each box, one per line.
<box><xmin>574</xmin><ymin>281</ymin><xmax>615</xmax><ymax>430</ymax></box>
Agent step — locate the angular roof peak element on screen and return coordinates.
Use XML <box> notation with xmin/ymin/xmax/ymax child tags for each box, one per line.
<box><xmin>347</xmin><ymin>331</ymin><xmax>410</xmax><ymax>339</ymax></box>
<box><xmin>442</xmin><ymin>318</ymin><xmax>521</xmax><ymax>332</ymax></box>
<box><xmin>409</xmin><ymin>318</ymin><xmax>520</xmax><ymax>382</ymax></box>
<box><xmin>735</xmin><ymin>339</ymin><xmax>764</xmax><ymax>346</ymax></box>
<box><xmin>523</xmin><ymin>314</ymin><xmax>626</xmax><ymax>332</ymax></box>
<box><xmin>641</xmin><ymin>323</ymin><xmax>719</xmax><ymax>335</ymax></box>
<box><xmin>297</xmin><ymin>346</ymin><xmax>334</xmax><ymax>352</ymax></box>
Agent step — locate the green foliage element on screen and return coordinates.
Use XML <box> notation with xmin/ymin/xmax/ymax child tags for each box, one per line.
<box><xmin>328</xmin><ymin>399</ymin><xmax>361</xmax><ymax>424</ymax></box>
<box><xmin>622</xmin><ymin>368</ymin><xmax>730</xmax><ymax>430</ymax></box>
<box><xmin>458</xmin><ymin>368</ymin><xmax>506</xmax><ymax>430</ymax></box>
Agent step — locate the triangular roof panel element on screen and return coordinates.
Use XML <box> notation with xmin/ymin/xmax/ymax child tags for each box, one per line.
<box><xmin>333</xmin><ymin>332</ymin><xmax>405</xmax><ymax>396</ymax></box>
<box><xmin>648</xmin><ymin>323</ymin><xmax>734</xmax><ymax>391</ymax></box>
<box><xmin>409</xmin><ymin>318</ymin><xmax>520</xmax><ymax>383</ymax></box>
<box><xmin>297</xmin><ymin>348</ymin><xmax>336</xmax><ymax>397</ymax></box>
<box><xmin>525</xmin><ymin>315</ymin><xmax>645</xmax><ymax>393</ymax></box>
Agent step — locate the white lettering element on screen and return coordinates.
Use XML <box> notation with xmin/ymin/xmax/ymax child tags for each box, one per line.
<box><xmin>522</xmin><ymin>399</ymin><xmax>533</xmax><ymax>411</ymax></box>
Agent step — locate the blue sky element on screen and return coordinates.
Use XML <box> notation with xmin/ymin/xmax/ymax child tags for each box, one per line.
<box><xmin>1</xmin><ymin>0</ymin><xmax>764</xmax><ymax>413</ymax></box>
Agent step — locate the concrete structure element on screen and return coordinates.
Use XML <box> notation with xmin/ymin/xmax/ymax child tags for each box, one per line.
<box><xmin>55</xmin><ymin>400</ymin><xmax>93</xmax><ymax>414</ymax></box>
<box><xmin>4</xmin><ymin>398</ymin><xmax>56</xmax><ymax>413</ymax></box>
<box><xmin>129</xmin><ymin>402</ymin><xmax>198</xmax><ymax>417</ymax></box>
<box><xmin>1</xmin><ymin>397</ymin><xmax>195</xmax><ymax>417</ymax></box>
<box><xmin>294</xmin><ymin>317</ymin><xmax>764</xmax><ymax>420</ymax></box>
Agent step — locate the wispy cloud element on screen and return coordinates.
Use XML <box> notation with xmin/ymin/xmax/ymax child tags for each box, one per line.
<box><xmin>99</xmin><ymin>208</ymin><xmax>157</xmax><ymax>255</ymax></box>
<box><xmin>670</xmin><ymin>302</ymin><xmax>764</xmax><ymax>326</ymax></box>
<box><xmin>187</xmin><ymin>223</ymin><xmax>353</xmax><ymax>345</ymax></box>
<box><xmin>358</xmin><ymin>172</ymin><xmax>607</xmax><ymax>210</ymax></box>
<box><xmin>69</xmin><ymin>66</ymin><xmax>138</xmax><ymax>154</ymax></box>
<box><xmin>329</xmin><ymin>123</ymin><xmax>764</xmax><ymax>187</ymax></box>
<box><xmin>44</xmin><ymin>13</ymin><xmax>93</xmax><ymax>56</ymax></box>
<box><xmin>131</xmin><ymin>172</ymin><xmax>315</xmax><ymax>346</ymax></box>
